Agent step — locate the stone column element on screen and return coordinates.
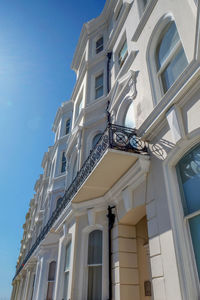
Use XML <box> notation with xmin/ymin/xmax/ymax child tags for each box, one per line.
<box><xmin>22</xmin><ymin>268</ymin><xmax>31</xmax><ymax>300</ymax></box>
<box><xmin>32</xmin><ymin>251</ymin><xmax>49</xmax><ymax>300</ymax></box>
<box><xmin>15</xmin><ymin>280</ymin><xmax>22</xmax><ymax>300</ymax></box>
<box><xmin>27</xmin><ymin>270</ymin><xmax>36</xmax><ymax>300</ymax></box>
<box><xmin>16</xmin><ymin>276</ymin><xmax>24</xmax><ymax>300</ymax></box>
<box><xmin>10</xmin><ymin>282</ymin><xmax>17</xmax><ymax>300</ymax></box>
<box><xmin>112</xmin><ymin>224</ymin><xmax>139</xmax><ymax>300</ymax></box>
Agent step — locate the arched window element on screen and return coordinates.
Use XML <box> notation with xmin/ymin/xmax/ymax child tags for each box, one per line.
<box><xmin>46</xmin><ymin>261</ymin><xmax>56</xmax><ymax>300</ymax></box>
<box><xmin>87</xmin><ymin>230</ymin><xmax>102</xmax><ymax>300</ymax></box>
<box><xmin>65</xmin><ymin>119</ymin><xmax>71</xmax><ymax>135</ymax></box>
<box><xmin>92</xmin><ymin>133</ymin><xmax>102</xmax><ymax>149</ymax></box>
<box><xmin>61</xmin><ymin>152</ymin><xmax>66</xmax><ymax>173</ymax></box>
<box><xmin>176</xmin><ymin>143</ymin><xmax>200</xmax><ymax>278</ymax></box>
<box><xmin>124</xmin><ymin>102</ymin><xmax>135</xmax><ymax>128</ymax></box>
<box><xmin>156</xmin><ymin>21</ymin><xmax>187</xmax><ymax>94</ymax></box>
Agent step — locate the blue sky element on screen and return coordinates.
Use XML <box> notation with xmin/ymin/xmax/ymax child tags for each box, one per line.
<box><xmin>0</xmin><ymin>0</ymin><xmax>105</xmax><ymax>298</ymax></box>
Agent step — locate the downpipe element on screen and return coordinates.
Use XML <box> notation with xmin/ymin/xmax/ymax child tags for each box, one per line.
<box><xmin>107</xmin><ymin>205</ymin><xmax>115</xmax><ymax>300</ymax></box>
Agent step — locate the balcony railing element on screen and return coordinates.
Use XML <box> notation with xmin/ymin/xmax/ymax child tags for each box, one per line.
<box><xmin>13</xmin><ymin>124</ymin><xmax>148</xmax><ymax>280</ymax></box>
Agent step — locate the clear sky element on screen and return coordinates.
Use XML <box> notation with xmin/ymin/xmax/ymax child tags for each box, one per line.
<box><xmin>0</xmin><ymin>0</ymin><xmax>105</xmax><ymax>298</ymax></box>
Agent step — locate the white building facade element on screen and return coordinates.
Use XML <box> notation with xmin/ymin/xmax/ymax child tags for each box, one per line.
<box><xmin>11</xmin><ymin>0</ymin><xmax>200</xmax><ymax>300</ymax></box>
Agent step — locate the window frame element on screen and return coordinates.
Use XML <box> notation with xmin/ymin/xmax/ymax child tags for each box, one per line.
<box><xmin>87</xmin><ymin>230</ymin><xmax>103</xmax><ymax>300</ymax></box>
<box><xmin>147</xmin><ymin>15</ymin><xmax>188</xmax><ymax>105</ymax></box>
<box><xmin>96</xmin><ymin>37</ymin><xmax>104</xmax><ymax>54</ymax></box>
<box><xmin>155</xmin><ymin>21</ymin><xmax>188</xmax><ymax>95</ymax></box>
<box><xmin>62</xmin><ymin>241</ymin><xmax>72</xmax><ymax>300</ymax></box>
<box><xmin>77</xmin><ymin>225</ymin><xmax>107</xmax><ymax>300</ymax></box>
<box><xmin>176</xmin><ymin>144</ymin><xmax>200</xmax><ymax>279</ymax></box>
<box><xmin>46</xmin><ymin>261</ymin><xmax>56</xmax><ymax>300</ymax></box>
<box><xmin>61</xmin><ymin>152</ymin><xmax>66</xmax><ymax>174</ymax></box>
<box><xmin>65</xmin><ymin>119</ymin><xmax>71</xmax><ymax>135</ymax></box>
<box><xmin>95</xmin><ymin>73</ymin><xmax>104</xmax><ymax>99</ymax></box>
<box><xmin>163</xmin><ymin>139</ymin><xmax>200</xmax><ymax>299</ymax></box>
<box><xmin>118</xmin><ymin>40</ymin><xmax>128</xmax><ymax>69</ymax></box>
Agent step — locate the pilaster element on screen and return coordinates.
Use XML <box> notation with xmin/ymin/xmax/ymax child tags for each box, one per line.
<box><xmin>112</xmin><ymin>223</ymin><xmax>140</xmax><ymax>300</ymax></box>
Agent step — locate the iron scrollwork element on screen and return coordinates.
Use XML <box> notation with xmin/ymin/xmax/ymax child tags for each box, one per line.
<box><xmin>14</xmin><ymin>124</ymin><xmax>148</xmax><ymax>279</ymax></box>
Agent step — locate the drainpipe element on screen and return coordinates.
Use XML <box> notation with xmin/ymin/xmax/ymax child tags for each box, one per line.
<box><xmin>107</xmin><ymin>52</ymin><xmax>112</xmax><ymax>94</ymax></box>
<box><xmin>107</xmin><ymin>205</ymin><xmax>115</xmax><ymax>300</ymax></box>
<box><xmin>106</xmin><ymin>52</ymin><xmax>112</xmax><ymax>125</ymax></box>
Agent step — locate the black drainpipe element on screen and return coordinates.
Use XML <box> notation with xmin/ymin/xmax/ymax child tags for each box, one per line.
<box><xmin>106</xmin><ymin>52</ymin><xmax>112</xmax><ymax>125</ymax></box>
<box><xmin>107</xmin><ymin>205</ymin><xmax>115</xmax><ymax>300</ymax></box>
<box><xmin>107</xmin><ymin>52</ymin><xmax>112</xmax><ymax>94</ymax></box>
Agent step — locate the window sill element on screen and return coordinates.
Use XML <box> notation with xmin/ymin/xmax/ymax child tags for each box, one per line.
<box><xmin>131</xmin><ymin>0</ymin><xmax>158</xmax><ymax>42</ymax></box>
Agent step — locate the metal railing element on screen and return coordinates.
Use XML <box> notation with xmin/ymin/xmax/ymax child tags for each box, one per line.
<box><xmin>13</xmin><ymin>123</ymin><xmax>148</xmax><ymax>280</ymax></box>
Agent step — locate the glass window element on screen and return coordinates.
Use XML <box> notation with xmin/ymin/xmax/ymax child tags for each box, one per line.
<box><xmin>46</xmin><ymin>261</ymin><xmax>56</xmax><ymax>300</ymax></box>
<box><xmin>96</xmin><ymin>37</ymin><xmax>103</xmax><ymax>54</ymax></box>
<box><xmin>63</xmin><ymin>242</ymin><xmax>71</xmax><ymax>300</ymax></box>
<box><xmin>176</xmin><ymin>144</ymin><xmax>200</xmax><ymax>278</ymax></box>
<box><xmin>87</xmin><ymin>230</ymin><xmax>102</xmax><ymax>300</ymax></box>
<box><xmin>118</xmin><ymin>40</ymin><xmax>128</xmax><ymax>68</ymax></box>
<box><xmin>65</xmin><ymin>119</ymin><xmax>70</xmax><ymax>135</ymax></box>
<box><xmin>92</xmin><ymin>133</ymin><xmax>102</xmax><ymax>149</ymax></box>
<box><xmin>124</xmin><ymin>102</ymin><xmax>135</xmax><ymax>128</ymax></box>
<box><xmin>56</xmin><ymin>197</ymin><xmax>62</xmax><ymax>208</ymax></box>
<box><xmin>95</xmin><ymin>74</ymin><xmax>104</xmax><ymax>99</ymax></box>
<box><xmin>156</xmin><ymin>22</ymin><xmax>188</xmax><ymax>94</ymax></box>
<box><xmin>61</xmin><ymin>152</ymin><xmax>66</xmax><ymax>173</ymax></box>
<box><xmin>76</xmin><ymin>98</ymin><xmax>83</xmax><ymax>119</ymax></box>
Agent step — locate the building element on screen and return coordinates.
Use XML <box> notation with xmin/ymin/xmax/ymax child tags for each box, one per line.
<box><xmin>10</xmin><ymin>0</ymin><xmax>200</xmax><ymax>299</ymax></box>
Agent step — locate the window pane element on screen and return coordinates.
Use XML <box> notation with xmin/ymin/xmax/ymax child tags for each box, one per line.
<box><xmin>66</xmin><ymin>119</ymin><xmax>70</xmax><ymax>135</ymax></box>
<box><xmin>77</xmin><ymin>99</ymin><xmax>83</xmax><ymax>118</ymax></box>
<box><xmin>63</xmin><ymin>272</ymin><xmax>69</xmax><ymax>300</ymax></box>
<box><xmin>157</xmin><ymin>22</ymin><xmax>179</xmax><ymax>69</ymax></box>
<box><xmin>95</xmin><ymin>74</ymin><xmax>103</xmax><ymax>89</ymax></box>
<box><xmin>96</xmin><ymin>37</ymin><xmax>103</xmax><ymax>54</ymax></box>
<box><xmin>61</xmin><ymin>152</ymin><xmax>66</xmax><ymax>173</ymax></box>
<box><xmin>177</xmin><ymin>144</ymin><xmax>200</xmax><ymax>215</ymax></box>
<box><xmin>95</xmin><ymin>74</ymin><xmax>103</xmax><ymax>99</ymax></box>
<box><xmin>189</xmin><ymin>215</ymin><xmax>200</xmax><ymax>278</ymax></box>
<box><xmin>48</xmin><ymin>261</ymin><xmax>56</xmax><ymax>281</ymax></box>
<box><xmin>161</xmin><ymin>47</ymin><xmax>187</xmax><ymax>93</ymax></box>
<box><xmin>119</xmin><ymin>41</ymin><xmax>128</xmax><ymax>67</ymax></box>
<box><xmin>87</xmin><ymin>266</ymin><xmax>102</xmax><ymax>300</ymax></box>
<box><xmin>88</xmin><ymin>230</ymin><xmax>102</xmax><ymax>265</ymax></box>
<box><xmin>65</xmin><ymin>242</ymin><xmax>71</xmax><ymax>270</ymax></box>
<box><xmin>124</xmin><ymin>102</ymin><xmax>135</xmax><ymax>128</ymax></box>
<box><xmin>95</xmin><ymin>87</ymin><xmax>103</xmax><ymax>99</ymax></box>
